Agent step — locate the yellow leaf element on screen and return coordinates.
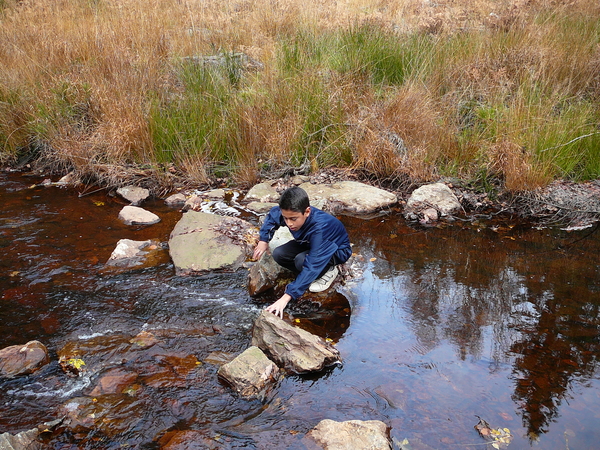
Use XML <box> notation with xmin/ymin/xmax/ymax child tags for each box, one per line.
<box><xmin>94</xmin><ymin>201</ymin><xmax>105</xmax><ymax>207</ymax></box>
<box><xmin>503</xmin><ymin>428</ymin><xmax>510</xmax><ymax>433</ymax></box>
<box><xmin>390</xmin><ymin>234</ymin><xmax>397</xmax><ymax>239</ymax></box>
<box><xmin>295</xmin><ymin>319</ymin><xmax>301</xmax><ymax>323</ymax></box>
<box><xmin>370</xmin><ymin>257</ymin><xmax>377</xmax><ymax>262</ymax></box>
<box><xmin>67</xmin><ymin>358</ymin><xmax>86</xmax><ymax>369</ymax></box>
<box><xmin>9</xmin><ymin>271</ymin><xmax>19</xmax><ymax>277</ymax></box>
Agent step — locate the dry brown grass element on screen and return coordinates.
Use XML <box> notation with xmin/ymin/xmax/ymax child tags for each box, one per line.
<box><xmin>1</xmin><ymin>0</ymin><xmax>599</xmax><ymax>191</ymax></box>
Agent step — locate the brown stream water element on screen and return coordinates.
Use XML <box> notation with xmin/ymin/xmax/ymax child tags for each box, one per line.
<box><xmin>1</xmin><ymin>172</ymin><xmax>599</xmax><ymax>449</ymax></box>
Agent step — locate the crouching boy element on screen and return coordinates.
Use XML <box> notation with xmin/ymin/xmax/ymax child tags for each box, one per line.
<box><xmin>253</xmin><ymin>186</ymin><xmax>352</xmax><ymax>318</ymax></box>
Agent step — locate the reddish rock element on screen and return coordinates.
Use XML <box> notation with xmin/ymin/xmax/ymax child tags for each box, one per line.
<box><xmin>89</xmin><ymin>367</ymin><xmax>138</xmax><ymax>396</ymax></box>
<box><xmin>0</xmin><ymin>340</ymin><xmax>49</xmax><ymax>378</ymax></box>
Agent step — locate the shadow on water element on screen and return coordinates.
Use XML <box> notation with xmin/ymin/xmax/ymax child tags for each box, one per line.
<box><xmin>1</xmin><ymin>171</ymin><xmax>600</xmax><ymax>449</ymax></box>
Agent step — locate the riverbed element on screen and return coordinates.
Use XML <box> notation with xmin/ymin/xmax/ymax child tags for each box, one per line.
<box><xmin>1</xmin><ymin>171</ymin><xmax>599</xmax><ymax>449</ymax></box>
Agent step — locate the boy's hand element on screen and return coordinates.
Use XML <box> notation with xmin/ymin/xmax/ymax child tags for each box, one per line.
<box><xmin>253</xmin><ymin>240</ymin><xmax>269</xmax><ymax>261</ymax></box>
<box><xmin>265</xmin><ymin>294</ymin><xmax>292</xmax><ymax>319</ymax></box>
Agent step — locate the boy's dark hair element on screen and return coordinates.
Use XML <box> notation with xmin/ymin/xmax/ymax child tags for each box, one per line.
<box><xmin>279</xmin><ymin>186</ymin><xmax>310</xmax><ymax>212</ymax></box>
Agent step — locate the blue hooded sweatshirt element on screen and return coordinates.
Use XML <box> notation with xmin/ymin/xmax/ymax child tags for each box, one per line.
<box><xmin>259</xmin><ymin>206</ymin><xmax>352</xmax><ymax>299</ymax></box>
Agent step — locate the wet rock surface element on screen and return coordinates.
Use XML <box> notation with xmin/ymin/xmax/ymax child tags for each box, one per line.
<box><xmin>0</xmin><ymin>340</ymin><xmax>49</xmax><ymax>379</ymax></box>
<box><xmin>251</xmin><ymin>311</ymin><xmax>341</xmax><ymax>374</ymax></box>
<box><xmin>248</xmin><ymin>252</ymin><xmax>291</xmax><ymax>296</ymax></box>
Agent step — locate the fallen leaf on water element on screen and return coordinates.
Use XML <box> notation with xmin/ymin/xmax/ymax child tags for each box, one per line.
<box><xmin>474</xmin><ymin>416</ymin><xmax>512</xmax><ymax>448</ymax></box>
<box><xmin>294</xmin><ymin>319</ymin><xmax>301</xmax><ymax>323</ymax></box>
<box><xmin>94</xmin><ymin>201</ymin><xmax>105</xmax><ymax>207</ymax></box>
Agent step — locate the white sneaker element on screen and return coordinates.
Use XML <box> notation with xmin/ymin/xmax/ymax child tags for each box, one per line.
<box><xmin>309</xmin><ymin>266</ymin><xmax>339</xmax><ymax>293</ymax></box>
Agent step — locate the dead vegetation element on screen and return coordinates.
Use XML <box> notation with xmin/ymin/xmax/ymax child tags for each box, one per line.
<box><xmin>0</xmin><ymin>0</ymin><xmax>599</xmax><ymax>200</ymax></box>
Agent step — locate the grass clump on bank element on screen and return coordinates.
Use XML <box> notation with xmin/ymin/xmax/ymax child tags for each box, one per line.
<box><xmin>0</xmin><ymin>0</ymin><xmax>599</xmax><ymax>193</ymax></box>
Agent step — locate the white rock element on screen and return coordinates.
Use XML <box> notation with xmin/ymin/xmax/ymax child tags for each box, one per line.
<box><xmin>306</xmin><ymin>419</ymin><xmax>391</xmax><ymax>450</ymax></box>
<box><xmin>117</xmin><ymin>186</ymin><xmax>150</xmax><ymax>206</ymax></box>
<box><xmin>118</xmin><ymin>206</ymin><xmax>160</xmax><ymax>226</ymax></box>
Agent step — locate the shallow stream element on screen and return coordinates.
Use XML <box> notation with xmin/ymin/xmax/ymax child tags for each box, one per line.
<box><xmin>1</xmin><ymin>172</ymin><xmax>599</xmax><ymax>449</ymax></box>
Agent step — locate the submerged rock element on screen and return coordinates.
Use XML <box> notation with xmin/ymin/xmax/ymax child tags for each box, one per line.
<box><xmin>59</xmin><ymin>396</ymin><xmax>141</xmax><ymax>437</ymax></box>
<box><xmin>118</xmin><ymin>205</ymin><xmax>161</xmax><ymax>226</ymax></box>
<box><xmin>299</xmin><ymin>181</ymin><xmax>397</xmax><ymax>215</ymax></box>
<box><xmin>88</xmin><ymin>367</ymin><xmax>139</xmax><ymax>396</ymax></box>
<box><xmin>169</xmin><ymin>211</ymin><xmax>256</xmax><ymax>275</ymax></box>
<box><xmin>0</xmin><ymin>340</ymin><xmax>49</xmax><ymax>379</ymax></box>
<box><xmin>251</xmin><ymin>311</ymin><xmax>341</xmax><ymax>374</ymax></box>
<box><xmin>117</xmin><ymin>186</ymin><xmax>150</xmax><ymax>206</ymax></box>
<box><xmin>306</xmin><ymin>419</ymin><xmax>391</xmax><ymax>450</ymax></box>
<box><xmin>404</xmin><ymin>182</ymin><xmax>461</xmax><ymax>223</ymax></box>
<box><xmin>217</xmin><ymin>346</ymin><xmax>280</xmax><ymax>400</ymax></box>
<box><xmin>157</xmin><ymin>430</ymin><xmax>213</xmax><ymax>449</ymax></box>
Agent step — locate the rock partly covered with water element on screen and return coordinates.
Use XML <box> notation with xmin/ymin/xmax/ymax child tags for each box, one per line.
<box><xmin>217</xmin><ymin>346</ymin><xmax>280</xmax><ymax>400</ymax></box>
<box><xmin>299</xmin><ymin>181</ymin><xmax>397</xmax><ymax>214</ymax></box>
<box><xmin>117</xmin><ymin>186</ymin><xmax>150</xmax><ymax>205</ymax></box>
<box><xmin>0</xmin><ymin>340</ymin><xmax>49</xmax><ymax>379</ymax></box>
<box><xmin>164</xmin><ymin>192</ymin><xmax>187</xmax><ymax>207</ymax></box>
<box><xmin>251</xmin><ymin>311</ymin><xmax>341</xmax><ymax>374</ymax></box>
<box><xmin>305</xmin><ymin>419</ymin><xmax>391</xmax><ymax>450</ymax></box>
<box><xmin>404</xmin><ymin>182</ymin><xmax>462</xmax><ymax>223</ymax></box>
<box><xmin>118</xmin><ymin>205</ymin><xmax>161</xmax><ymax>226</ymax></box>
<box><xmin>104</xmin><ymin>239</ymin><xmax>164</xmax><ymax>271</ymax></box>
<box><xmin>169</xmin><ymin>211</ymin><xmax>257</xmax><ymax>275</ymax></box>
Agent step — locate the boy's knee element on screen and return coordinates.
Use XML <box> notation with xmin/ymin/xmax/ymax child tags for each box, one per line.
<box><xmin>272</xmin><ymin>246</ymin><xmax>285</xmax><ymax>264</ymax></box>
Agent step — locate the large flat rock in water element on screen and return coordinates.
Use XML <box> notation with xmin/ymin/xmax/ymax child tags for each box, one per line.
<box><xmin>169</xmin><ymin>211</ymin><xmax>254</xmax><ymax>275</ymax></box>
<box><xmin>300</xmin><ymin>181</ymin><xmax>397</xmax><ymax>215</ymax></box>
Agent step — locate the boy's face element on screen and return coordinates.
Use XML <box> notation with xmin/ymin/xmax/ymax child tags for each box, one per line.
<box><xmin>281</xmin><ymin>207</ymin><xmax>310</xmax><ymax>232</ymax></box>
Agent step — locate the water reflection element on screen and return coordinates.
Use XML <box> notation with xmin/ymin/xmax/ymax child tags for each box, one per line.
<box><xmin>343</xmin><ymin>215</ymin><xmax>600</xmax><ymax>443</ymax></box>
